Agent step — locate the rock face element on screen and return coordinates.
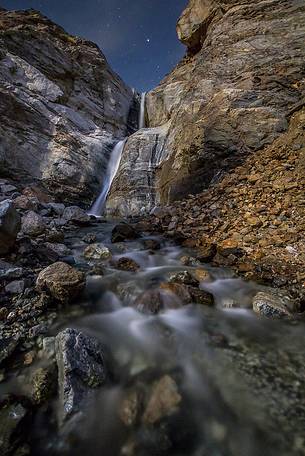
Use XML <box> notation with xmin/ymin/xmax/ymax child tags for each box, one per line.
<box><xmin>108</xmin><ymin>0</ymin><xmax>305</xmax><ymax>214</ymax></box>
<box><xmin>55</xmin><ymin>328</ymin><xmax>106</xmax><ymax>422</ymax></box>
<box><xmin>0</xmin><ymin>200</ymin><xmax>21</xmax><ymax>254</ymax></box>
<box><xmin>0</xmin><ymin>9</ymin><xmax>137</xmax><ymax>204</ymax></box>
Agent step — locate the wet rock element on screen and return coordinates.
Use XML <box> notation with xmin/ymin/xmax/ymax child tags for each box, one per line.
<box><xmin>21</xmin><ymin>211</ymin><xmax>46</xmax><ymax>237</ymax></box>
<box><xmin>31</xmin><ymin>366</ymin><xmax>57</xmax><ymax>405</ymax></box>
<box><xmin>159</xmin><ymin>282</ymin><xmax>192</xmax><ymax>304</ymax></box>
<box><xmin>193</xmin><ymin>269</ymin><xmax>211</xmax><ymax>282</ymax></box>
<box><xmin>55</xmin><ymin>328</ymin><xmax>106</xmax><ymax>422</ymax></box>
<box><xmin>142</xmin><ymin>375</ymin><xmax>181</xmax><ymax>425</ymax></box>
<box><xmin>168</xmin><ymin>271</ymin><xmax>199</xmax><ymax>287</ymax></box>
<box><xmin>0</xmin><ymin>402</ymin><xmax>27</xmax><ymax>455</ymax></box>
<box><xmin>83</xmin><ymin>243</ymin><xmax>111</xmax><ymax>260</ymax></box>
<box><xmin>253</xmin><ymin>290</ymin><xmax>297</xmax><ymax>319</ymax></box>
<box><xmin>5</xmin><ymin>279</ymin><xmax>25</xmax><ymax>294</ymax></box>
<box><xmin>111</xmin><ymin>223</ymin><xmax>139</xmax><ymax>243</ymax></box>
<box><xmin>0</xmin><ymin>335</ymin><xmax>20</xmax><ymax>366</ymax></box>
<box><xmin>134</xmin><ymin>289</ymin><xmax>182</xmax><ymax>315</ymax></box>
<box><xmin>62</xmin><ymin>206</ymin><xmax>90</xmax><ymax>225</ymax></box>
<box><xmin>0</xmin><ymin>200</ymin><xmax>21</xmax><ymax>254</ymax></box>
<box><xmin>114</xmin><ymin>257</ymin><xmax>140</xmax><ymax>272</ymax></box>
<box><xmin>45</xmin><ymin>242</ymin><xmax>71</xmax><ymax>257</ymax></box>
<box><xmin>142</xmin><ymin>238</ymin><xmax>161</xmax><ymax>251</ymax></box>
<box><xmin>82</xmin><ymin>233</ymin><xmax>97</xmax><ymax>244</ymax></box>
<box><xmin>36</xmin><ymin>262</ymin><xmax>85</xmax><ymax>303</ymax></box>
<box><xmin>188</xmin><ymin>286</ymin><xmax>214</xmax><ymax>306</ymax></box>
<box><xmin>119</xmin><ymin>390</ymin><xmax>140</xmax><ymax>427</ymax></box>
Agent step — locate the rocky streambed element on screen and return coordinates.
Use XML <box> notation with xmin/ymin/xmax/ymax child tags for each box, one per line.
<box><xmin>1</xmin><ymin>179</ymin><xmax>305</xmax><ymax>455</ymax></box>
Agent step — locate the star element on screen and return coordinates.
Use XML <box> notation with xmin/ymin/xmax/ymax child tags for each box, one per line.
<box><xmin>146</xmin><ymin>38</ymin><xmax>150</xmax><ymax>43</ymax></box>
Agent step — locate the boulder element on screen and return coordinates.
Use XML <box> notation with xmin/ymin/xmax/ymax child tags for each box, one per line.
<box><xmin>111</xmin><ymin>223</ymin><xmax>138</xmax><ymax>243</ymax></box>
<box><xmin>21</xmin><ymin>210</ymin><xmax>46</xmax><ymax>237</ymax></box>
<box><xmin>63</xmin><ymin>206</ymin><xmax>90</xmax><ymax>225</ymax></box>
<box><xmin>36</xmin><ymin>262</ymin><xmax>85</xmax><ymax>302</ymax></box>
<box><xmin>0</xmin><ymin>200</ymin><xmax>21</xmax><ymax>254</ymax></box>
<box><xmin>55</xmin><ymin>328</ymin><xmax>106</xmax><ymax>422</ymax></box>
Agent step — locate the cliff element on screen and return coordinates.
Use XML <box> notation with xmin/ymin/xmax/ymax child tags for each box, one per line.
<box><xmin>107</xmin><ymin>0</ymin><xmax>305</xmax><ymax>214</ymax></box>
<box><xmin>0</xmin><ymin>9</ymin><xmax>137</xmax><ymax>204</ymax></box>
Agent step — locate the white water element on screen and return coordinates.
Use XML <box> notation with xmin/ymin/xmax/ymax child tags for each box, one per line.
<box><xmin>139</xmin><ymin>92</ymin><xmax>146</xmax><ymax>129</ymax></box>
<box><xmin>88</xmin><ymin>139</ymin><xmax>126</xmax><ymax>216</ymax></box>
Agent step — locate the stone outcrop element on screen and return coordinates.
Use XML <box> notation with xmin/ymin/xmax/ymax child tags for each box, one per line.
<box><xmin>108</xmin><ymin>0</ymin><xmax>305</xmax><ymax>215</ymax></box>
<box><xmin>0</xmin><ymin>9</ymin><xmax>137</xmax><ymax>204</ymax></box>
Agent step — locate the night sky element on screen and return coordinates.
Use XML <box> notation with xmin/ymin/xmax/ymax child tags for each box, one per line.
<box><xmin>0</xmin><ymin>0</ymin><xmax>188</xmax><ymax>91</ymax></box>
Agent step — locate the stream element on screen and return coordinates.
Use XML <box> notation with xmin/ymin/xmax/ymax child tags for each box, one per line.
<box><xmin>2</xmin><ymin>219</ymin><xmax>305</xmax><ymax>456</ymax></box>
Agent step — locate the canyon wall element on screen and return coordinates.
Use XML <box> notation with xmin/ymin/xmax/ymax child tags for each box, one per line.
<box><xmin>107</xmin><ymin>0</ymin><xmax>305</xmax><ymax>215</ymax></box>
<box><xmin>0</xmin><ymin>9</ymin><xmax>137</xmax><ymax>204</ymax></box>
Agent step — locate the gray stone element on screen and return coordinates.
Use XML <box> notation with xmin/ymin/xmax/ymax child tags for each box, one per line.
<box><xmin>46</xmin><ymin>203</ymin><xmax>65</xmax><ymax>216</ymax></box>
<box><xmin>21</xmin><ymin>211</ymin><xmax>46</xmax><ymax>237</ymax></box>
<box><xmin>5</xmin><ymin>279</ymin><xmax>25</xmax><ymax>294</ymax></box>
<box><xmin>0</xmin><ymin>200</ymin><xmax>21</xmax><ymax>254</ymax></box>
<box><xmin>0</xmin><ymin>260</ymin><xmax>24</xmax><ymax>280</ymax></box>
<box><xmin>45</xmin><ymin>242</ymin><xmax>71</xmax><ymax>257</ymax></box>
<box><xmin>55</xmin><ymin>328</ymin><xmax>106</xmax><ymax>422</ymax></box>
<box><xmin>62</xmin><ymin>206</ymin><xmax>90</xmax><ymax>225</ymax></box>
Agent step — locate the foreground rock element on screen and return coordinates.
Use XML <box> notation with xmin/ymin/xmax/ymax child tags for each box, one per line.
<box><xmin>0</xmin><ymin>200</ymin><xmax>21</xmax><ymax>254</ymax></box>
<box><xmin>55</xmin><ymin>328</ymin><xmax>106</xmax><ymax>422</ymax></box>
<box><xmin>36</xmin><ymin>262</ymin><xmax>85</xmax><ymax>302</ymax></box>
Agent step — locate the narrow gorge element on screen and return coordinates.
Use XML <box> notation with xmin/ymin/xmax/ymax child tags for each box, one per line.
<box><xmin>0</xmin><ymin>2</ymin><xmax>305</xmax><ymax>455</ymax></box>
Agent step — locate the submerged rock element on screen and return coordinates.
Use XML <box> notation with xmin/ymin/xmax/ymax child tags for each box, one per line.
<box><xmin>142</xmin><ymin>375</ymin><xmax>181</xmax><ymax>425</ymax></box>
<box><xmin>0</xmin><ymin>200</ymin><xmax>21</xmax><ymax>254</ymax></box>
<box><xmin>55</xmin><ymin>328</ymin><xmax>106</xmax><ymax>422</ymax></box>
<box><xmin>134</xmin><ymin>288</ymin><xmax>182</xmax><ymax>314</ymax></box>
<box><xmin>36</xmin><ymin>262</ymin><xmax>85</xmax><ymax>302</ymax></box>
<box><xmin>114</xmin><ymin>257</ymin><xmax>140</xmax><ymax>272</ymax></box>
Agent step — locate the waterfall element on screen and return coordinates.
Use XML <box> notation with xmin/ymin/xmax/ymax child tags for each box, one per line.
<box><xmin>88</xmin><ymin>139</ymin><xmax>127</xmax><ymax>216</ymax></box>
<box><xmin>139</xmin><ymin>92</ymin><xmax>146</xmax><ymax>129</ymax></box>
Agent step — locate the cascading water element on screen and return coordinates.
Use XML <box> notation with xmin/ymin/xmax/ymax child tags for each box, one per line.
<box><xmin>89</xmin><ymin>139</ymin><xmax>127</xmax><ymax>216</ymax></box>
<box><xmin>139</xmin><ymin>92</ymin><xmax>146</xmax><ymax>129</ymax></box>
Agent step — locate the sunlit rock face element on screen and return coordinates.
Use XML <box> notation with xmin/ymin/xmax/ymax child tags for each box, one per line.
<box><xmin>109</xmin><ymin>0</ymin><xmax>305</xmax><ymax>214</ymax></box>
<box><xmin>0</xmin><ymin>9</ymin><xmax>137</xmax><ymax>204</ymax></box>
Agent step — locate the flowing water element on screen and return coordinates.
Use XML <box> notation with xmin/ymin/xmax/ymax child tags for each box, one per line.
<box><xmin>139</xmin><ymin>92</ymin><xmax>146</xmax><ymax>129</ymax></box>
<box><xmin>2</xmin><ymin>220</ymin><xmax>305</xmax><ymax>456</ymax></box>
<box><xmin>88</xmin><ymin>140</ymin><xmax>127</xmax><ymax>216</ymax></box>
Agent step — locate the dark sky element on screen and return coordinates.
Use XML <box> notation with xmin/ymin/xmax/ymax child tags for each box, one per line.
<box><xmin>0</xmin><ymin>0</ymin><xmax>188</xmax><ymax>91</ymax></box>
